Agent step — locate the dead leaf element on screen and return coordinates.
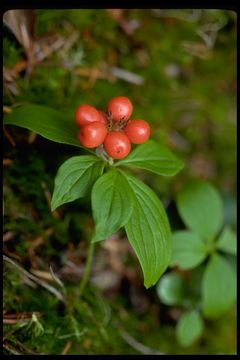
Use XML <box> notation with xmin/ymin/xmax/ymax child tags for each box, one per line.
<box><xmin>3</xmin><ymin>10</ymin><xmax>35</xmax><ymax>53</ymax></box>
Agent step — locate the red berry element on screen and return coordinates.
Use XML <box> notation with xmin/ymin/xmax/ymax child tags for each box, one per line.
<box><xmin>75</xmin><ymin>104</ymin><xmax>100</xmax><ymax>127</ymax></box>
<box><xmin>124</xmin><ymin>120</ymin><xmax>150</xmax><ymax>144</ymax></box>
<box><xmin>98</xmin><ymin>110</ymin><xmax>108</xmax><ymax>126</ymax></box>
<box><xmin>107</xmin><ymin>96</ymin><xmax>133</xmax><ymax>122</ymax></box>
<box><xmin>103</xmin><ymin>131</ymin><xmax>131</xmax><ymax>159</ymax></box>
<box><xmin>77</xmin><ymin>122</ymin><xmax>107</xmax><ymax>148</ymax></box>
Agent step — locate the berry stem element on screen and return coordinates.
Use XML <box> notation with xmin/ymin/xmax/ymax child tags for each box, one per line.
<box><xmin>77</xmin><ymin>240</ymin><xmax>95</xmax><ymax>299</ymax></box>
<box><xmin>95</xmin><ymin>145</ymin><xmax>114</xmax><ymax>165</ymax></box>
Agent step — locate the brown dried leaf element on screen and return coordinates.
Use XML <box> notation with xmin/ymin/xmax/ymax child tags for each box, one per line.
<box><xmin>3</xmin><ymin>10</ymin><xmax>35</xmax><ymax>52</ymax></box>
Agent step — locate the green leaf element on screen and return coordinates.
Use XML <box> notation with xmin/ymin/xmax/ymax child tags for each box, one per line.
<box><xmin>4</xmin><ymin>104</ymin><xmax>81</xmax><ymax>148</ymax></box>
<box><xmin>216</xmin><ymin>227</ymin><xmax>236</xmax><ymax>255</ymax></box>
<box><xmin>91</xmin><ymin>169</ymin><xmax>134</xmax><ymax>242</ymax></box>
<box><xmin>156</xmin><ymin>272</ymin><xmax>184</xmax><ymax>306</ymax></box>
<box><xmin>176</xmin><ymin>181</ymin><xmax>223</xmax><ymax>242</ymax></box>
<box><xmin>51</xmin><ymin>156</ymin><xmax>104</xmax><ymax>210</ymax></box>
<box><xmin>202</xmin><ymin>253</ymin><xmax>236</xmax><ymax>319</ymax></box>
<box><xmin>170</xmin><ymin>231</ymin><xmax>207</xmax><ymax>270</ymax></box>
<box><xmin>116</xmin><ymin>140</ymin><xmax>184</xmax><ymax>177</ymax></box>
<box><xmin>123</xmin><ymin>172</ymin><xmax>172</xmax><ymax>288</ymax></box>
<box><xmin>176</xmin><ymin>310</ymin><xmax>204</xmax><ymax>347</ymax></box>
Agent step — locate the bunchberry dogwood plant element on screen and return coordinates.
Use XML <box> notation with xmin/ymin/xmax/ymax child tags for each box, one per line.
<box><xmin>4</xmin><ymin>97</ymin><xmax>184</xmax><ymax>288</ymax></box>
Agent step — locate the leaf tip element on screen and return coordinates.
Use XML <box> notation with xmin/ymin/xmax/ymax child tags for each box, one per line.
<box><xmin>144</xmin><ymin>279</ymin><xmax>156</xmax><ymax>289</ymax></box>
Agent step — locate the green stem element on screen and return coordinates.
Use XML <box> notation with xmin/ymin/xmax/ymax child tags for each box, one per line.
<box><xmin>77</xmin><ymin>240</ymin><xmax>95</xmax><ymax>298</ymax></box>
<box><xmin>96</xmin><ymin>145</ymin><xmax>114</xmax><ymax>166</ymax></box>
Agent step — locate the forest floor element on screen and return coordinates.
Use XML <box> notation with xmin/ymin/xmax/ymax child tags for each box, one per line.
<box><xmin>3</xmin><ymin>9</ymin><xmax>236</xmax><ymax>355</ymax></box>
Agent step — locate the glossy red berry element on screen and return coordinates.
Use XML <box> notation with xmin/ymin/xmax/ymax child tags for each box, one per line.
<box><xmin>124</xmin><ymin>120</ymin><xmax>150</xmax><ymax>144</ymax></box>
<box><xmin>75</xmin><ymin>104</ymin><xmax>100</xmax><ymax>127</ymax></box>
<box><xmin>103</xmin><ymin>131</ymin><xmax>131</xmax><ymax>159</ymax></box>
<box><xmin>107</xmin><ymin>96</ymin><xmax>133</xmax><ymax>122</ymax></box>
<box><xmin>97</xmin><ymin>110</ymin><xmax>108</xmax><ymax>126</ymax></box>
<box><xmin>77</xmin><ymin>122</ymin><xmax>107</xmax><ymax>148</ymax></box>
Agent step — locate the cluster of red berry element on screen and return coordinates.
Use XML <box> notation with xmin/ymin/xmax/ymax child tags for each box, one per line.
<box><xmin>75</xmin><ymin>96</ymin><xmax>150</xmax><ymax>159</ymax></box>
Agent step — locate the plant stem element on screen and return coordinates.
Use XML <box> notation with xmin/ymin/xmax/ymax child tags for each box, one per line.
<box><xmin>77</xmin><ymin>240</ymin><xmax>95</xmax><ymax>298</ymax></box>
<box><xmin>95</xmin><ymin>145</ymin><xmax>114</xmax><ymax>165</ymax></box>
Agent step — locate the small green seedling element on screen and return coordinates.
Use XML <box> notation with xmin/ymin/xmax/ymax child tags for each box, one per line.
<box><xmin>157</xmin><ymin>180</ymin><xmax>236</xmax><ymax>347</ymax></box>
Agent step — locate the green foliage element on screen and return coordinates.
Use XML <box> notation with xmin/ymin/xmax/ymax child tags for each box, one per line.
<box><xmin>20</xmin><ymin>313</ymin><xmax>45</xmax><ymax>338</ymax></box>
<box><xmin>4</xmin><ymin>105</ymin><xmax>81</xmax><ymax>148</ymax></box>
<box><xmin>202</xmin><ymin>254</ymin><xmax>236</xmax><ymax>319</ymax></box>
<box><xmin>157</xmin><ymin>180</ymin><xmax>236</xmax><ymax>347</ymax></box>
<box><xmin>176</xmin><ymin>310</ymin><xmax>204</xmax><ymax>348</ymax></box>
<box><xmin>216</xmin><ymin>226</ymin><xmax>236</xmax><ymax>255</ymax></box>
<box><xmin>173</xmin><ymin>182</ymin><xmax>236</xmax><ymax>319</ymax></box>
<box><xmin>91</xmin><ymin>169</ymin><xmax>134</xmax><ymax>242</ymax></box>
<box><xmin>124</xmin><ymin>172</ymin><xmax>172</xmax><ymax>288</ymax></box>
<box><xmin>156</xmin><ymin>272</ymin><xmax>184</xmax><ymax>306</ymax></box>
<box><xmin>116</xmin><ymin>140</ymin><xmax>184</xmax><ymax>176</ymax></box>
<box><xmin>51</xmin><ymin>156</ymin><xmax>104</xmax><ymax>211</ymax></box>
<box><xmin>176</xmin><ymin>181</ymin><xmax>223</xmax><ymax>242</ymax></box>
<box><xmin>170</xmin><ymin>231</ymin><xmax>207</xmax><ymax>269</ymax></box>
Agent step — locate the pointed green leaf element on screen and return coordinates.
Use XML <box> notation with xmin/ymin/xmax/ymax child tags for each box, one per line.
<box><xmin>170</xmin><ymin>230</ymin><xmax>207</xmax><ymax>270</ymax></box>
<box><xmin>216</xmin><ymin>227</ymin><xmax>236</xmax><ymax>255</ymax></box>
<box><xmin>4</xmin><ymin>104</ymin><xmax>81</xmax><ymax>147</ymax></box>
<box><xmin>202</xmin><ymin>254</ymin><xmax>236</xmax><ymax>319</ymax></box>
<box><xmin>176</xmin><ymin>181</ymin><xmax>223</xmax><ymax>242</ymax></box>
<box><xmin>51</xmin><ymin>156</ymin><xmax>104</xmax><ymax>210</ymax></box>
<box><xmin>156</xmin><ymin>272</ymin><xmax>184</xmax><ymax>306</ymax></box>
<box><xmin>123</xmin><ymin>172</ymin><xmax>172</xmax><ymax>288</ymax></box>
<box><xmin>91</xmin><ymin>169</ymin><xmax>134</xmax><ymax>242</ymax></box>
<box><xmin>176</xmin><ymin>310</ymin><xmax>204</xmax><ymax>347</ymax></box>
<box><xmin>116</xmin><ymin>140</ymin><xmax>184</xmax><ymax>177</ymax></box>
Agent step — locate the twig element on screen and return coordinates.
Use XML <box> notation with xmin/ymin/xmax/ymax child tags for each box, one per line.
<box><xmin>109</xmin><ymin>66</ymin><xmax>144</xmax><ymax>85</ymax></box>
<box><xmin>61</xmin><ymin>31</ymin><xmax>79</xmax><ymax>53</ymax></box>
<box><xmin>3</xmin><ymin>311</ymin><xmax>42</xmax><ymax>324</ymax></box>
<box><xmin>3</xmin><ymin>127</ymin><xmax>16</xmax><ymax>147</ymax></box>
<box><xmin>3</xmin><ymin>343</ymin><xmax>21</xmax><ymax>355</ymax></box>
<box><xmin>4</xmin><ymin>318</ymin><xmax>27</xmax><ymax>324</ymax></box>
<box><xmin>3</xmin><ymin>255</ymin><xmax>65</xmax><ymax>303</ymax></box>
<box><xmin>30</xmin><ymin>269</ymin><xmax>54</xmax><ymax>281</ymax></box>
<box><xmin>119</xmin><ymin>330</ymin><xmax>165</xmax><ymax>355</ymax></box>
<box><xmin>61</xmin><ymin>341</ymin><xmax>72</xmax><ymax>355</ymax></box>
<box><xmin>49</xmin><ymin>264</ymin><xmax>66</xmax><ymax>291</ymax></box>
<box><xmin>75</xmin><ymin>65</ymin><xmax>144</xmax><ymax>86</ymax></box>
